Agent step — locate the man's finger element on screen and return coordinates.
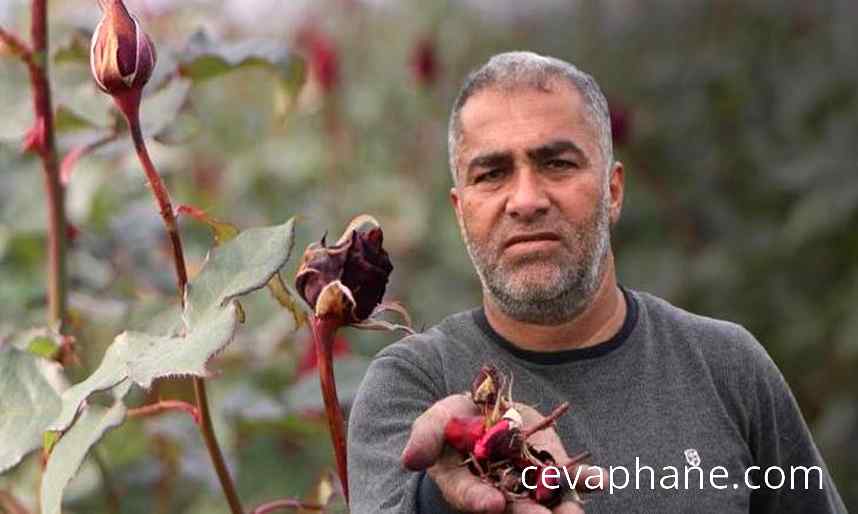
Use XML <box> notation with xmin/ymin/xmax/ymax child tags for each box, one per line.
<box><xmin>552</xmin><ymin>500</ymin><xmax>585</xmax><ymax>514</ymax></box>
<box><xmin>429</xmin><ymin>452</ymin><xmax>506</xmax><ymax>513</ymax></box>
<box><xmin>505</xmin><ymin>499</ymin><xmax>552</xmax><ymax>514</ymax></box>
<box><xmin>570</xmin><ymin>465</ymin><xmax>607</xmax><ymax>492</ymax></box>
<box><xmin>401</xmin><ymin>394</ymin><xmax>478</xmax><ymax>470</ymax></box>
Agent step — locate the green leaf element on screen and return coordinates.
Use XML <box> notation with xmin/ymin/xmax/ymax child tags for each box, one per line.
<box><xmin>40</xmin><ymin>400</ymin><xmax>127</xmax><ymax>514</ymax></box>
<box><xmin>27</xmin><ymin>336</ymin><xmax>60</xmax><ymax>359</ymax></box>
<box><xmin>0</xmin><ymin>347</ymin><xmax>62</xmax><ymax>473</ymax></box>
<box><xmin>178</xmin><ymin>30</ymin><xmax>306</xmax><ymax>97</ymax></box>
<box><xmin>183</xmin><ymin>218</ymin><xmax>296</xmax><ymax>328</ymax></box>
<box><xmin>51</xmin><ymin>219</ymin><xmax>297</xmax><ymax>429</ymax></box>
<box><xmin>51</xmin><ymin>305</ymin><xmax>239</xmax><ymax>429</ymax></box>
<box><xmin>7</xmin><ymin>327</ymin><xmax>61</xmax><ymax>359</ymax></box>
<box><xmin>50</xmin><ymin>341</ymin><xmax>129</xmax><ymax>432</ymax></box>
<box><xmin>125</xmin><ymin>300</ymin><xmax>241</xmax><ymax>388</ymax></box>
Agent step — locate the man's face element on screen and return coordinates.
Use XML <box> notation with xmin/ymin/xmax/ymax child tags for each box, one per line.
<box><xmin>450</xmin><ymin>82</ymin><xmax>623</xmax><ymax>324</ymax></box>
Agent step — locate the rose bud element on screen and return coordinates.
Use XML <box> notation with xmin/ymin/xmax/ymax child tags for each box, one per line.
<box><xmin>410</xmin><ymin>37</ymin><xmax>438</xmax><ymax>88</ymax></box>
<box><xmin>444</xmin><ymin>416</ymin><xmax>486</xmax><ymax>455</ymax></box>
<box><xmin>295</xmin><ymin>224</ymin><xmax>393</xmax><ymax>323</ymax></box>
<box><xmin>90</xmin><ymin>0</ymin><xmax>157</xmax><ymax>97</ymax></box>
<box><xmin>471</xmin><ymin>365</ymin><xmax>502</xmax><ymax>406</ymax></box>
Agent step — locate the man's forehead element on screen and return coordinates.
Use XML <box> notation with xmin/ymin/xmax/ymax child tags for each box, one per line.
<box><xmin>457</xmin><ymin>82</ymin><xmax>596</xmax><ymax>157</ymax></box>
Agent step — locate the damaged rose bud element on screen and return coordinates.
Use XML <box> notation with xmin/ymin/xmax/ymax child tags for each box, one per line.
<box><xmin>90</xmin><ymin>0</ymin><xmax>156</xmax><ymax>98</ymax></box>
<box><xmin>296</xmin><ymin>217</ymin><xmax>399</xmax><ymax>502</ymax></box>
<box><xmin>471</xmin><ymin>364</ymin><xmax>502</xmax><ymax>407</ymax></box>
<box><xmin>295</xmin><ymin>223</ymin><xmax>393</xmax><ymax>323</ymax></box>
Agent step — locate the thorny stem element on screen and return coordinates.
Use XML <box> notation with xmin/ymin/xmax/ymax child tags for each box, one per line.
<box><xmin>311</xmin><ymin>316</ymin><xmax>350</xmax><ymax>503</ymax></box>
<box><xmin>118</xmin><ymin>94</ymin><xmax>243</xmax><ymax>514</ymax></box>
<box><xmin>193</xmin><ymin>378</ymin><xmax>245</xmax><ymax>514</ymax></box>
<box><xmin>31</xmin><ymin>0</ymin><xmax>67</xmax><ymax>332</ymax></box>
<box><xmin>0</xmin><ymin>26</ymin><xmax>34</xmax><ymax>65</ymax></box>
<box><xmin>121</xmin><ymin>93</ymin><xmax>188</xmax><ymax>302</ymax></box>
<box><xmin>0</xmin><ymin>2</ymin><xmax>69</xmax><ymax>333</ymax></box>
<box><xmin>250</xmin><ymin>499</ymin><xmax>324</xmax><ymax>514</ymax></box>
<box><xmin>521</xmin><ymin>402</ymin><xmax>570</xmax><ymax>440</ymax></box>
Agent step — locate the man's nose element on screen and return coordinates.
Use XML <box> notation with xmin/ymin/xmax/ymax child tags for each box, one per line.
<box><xmin>505</xmin><ymin>168</ymin><xmax>550</xmax><ymax>221</ymax></box>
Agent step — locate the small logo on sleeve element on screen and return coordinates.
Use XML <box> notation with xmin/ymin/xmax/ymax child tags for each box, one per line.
<box><xmin>684</xmin><ymin>448</ymin><xmax>701</xmax><ymax>467</ymax></box>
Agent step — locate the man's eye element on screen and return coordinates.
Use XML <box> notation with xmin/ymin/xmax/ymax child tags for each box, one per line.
<box><xmin>545</xmin><ymin>159</ymin><xmax>575</xmax><ymax>170</ymax></box>
<box><xmin>475</xmin><ymin>169</ymin><xmax>506</xmax><ymax>183</ymax></box>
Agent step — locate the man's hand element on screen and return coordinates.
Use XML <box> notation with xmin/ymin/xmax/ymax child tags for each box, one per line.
<box><xmin>401</xmin><ymin>394</ymin><xmax>604</xmax><ymax>513</ymax></box>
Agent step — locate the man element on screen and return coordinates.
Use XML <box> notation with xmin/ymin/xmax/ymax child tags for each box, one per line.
<box><xmin>347</xmin><ymin>52</ymin><xmax>846</xmax><ymax>513</ymax></box>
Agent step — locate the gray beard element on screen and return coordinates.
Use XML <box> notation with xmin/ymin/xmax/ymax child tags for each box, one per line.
<box><xmin>462</xmin><ymin>191</ymin><xmax>611</xmax><ymax>325</ymax></box>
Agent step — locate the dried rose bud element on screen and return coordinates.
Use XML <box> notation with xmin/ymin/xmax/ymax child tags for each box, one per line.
<box><xmin>90</xmin><ymin>0</ymin><xmax>156</xmax><ymax>96</ymax></box>
<box><xmin>444</xmin><ymin>416</ymin><xmax>486</xmax><ymax>455</ymax></box>
<box><xmin>295</xmin><ymin>223</ymin><xmax>393</xmax><ymax>323</ymax></box>
<box><xmin>471</xmin><ymin>365</ymin><xmax>502</xmax><ymax>406</ymax></box>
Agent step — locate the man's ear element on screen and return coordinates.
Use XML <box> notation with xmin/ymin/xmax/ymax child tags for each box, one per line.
<box><xmin>450</xmin><ymin>186</ymin><xmax>463</xmax><ymax>225</ymax></box>
<box><xmin>609</xmin><ymin>161</ymin><xmax>624</xmax><ymax>225</ymax></box>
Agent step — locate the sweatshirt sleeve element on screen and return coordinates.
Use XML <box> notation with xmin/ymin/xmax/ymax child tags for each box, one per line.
<box><xmin>739</xmin><ymin>329</ymin><xmax>847</xmax><ymax>513</ymax></box>
<box><xmin>347</xmin><ymin>346</ymin><xmax>444</xmax><ymax>514</ymax></box>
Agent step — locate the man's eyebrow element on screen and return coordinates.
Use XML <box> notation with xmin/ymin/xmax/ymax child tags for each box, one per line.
<box><xmin>467</xmin><ymin>151</ymin><xmax>513</xmax><ymax>171</ymax></box>
<box><xmin>526</xmin><ymin>140</ymin><xmax>589</xmax><ymax>165</ymax></box>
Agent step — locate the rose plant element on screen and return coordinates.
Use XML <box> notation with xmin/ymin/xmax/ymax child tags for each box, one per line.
<box><xmin>0</xmin><ymin>1</ymin><xmax>409</xmax><ymax>513</ymax></box>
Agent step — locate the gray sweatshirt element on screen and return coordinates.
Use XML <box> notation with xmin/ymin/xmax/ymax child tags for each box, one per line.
<box><xmin>347</xmin><ymin>288</ymin><xmax>846</xmax><ymax>513</ymax></box>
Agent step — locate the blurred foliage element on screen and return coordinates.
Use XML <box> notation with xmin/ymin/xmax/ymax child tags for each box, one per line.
<box><xmin>1</xmin><ymin>0</ymin><xmax>857</xmax><ymax>511</ymax></box>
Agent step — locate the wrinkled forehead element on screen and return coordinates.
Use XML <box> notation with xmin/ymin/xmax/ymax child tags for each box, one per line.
<box><xmin>457</xmin><ymin>82</ymin><xmax>601</xmax><ymax>161</ymax></box>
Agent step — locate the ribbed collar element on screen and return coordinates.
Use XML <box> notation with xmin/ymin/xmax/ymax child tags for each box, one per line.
<box><xmin>472</xmin><ymin>286</ymin><xmax>639</xmax><ymax>365</ymax></box>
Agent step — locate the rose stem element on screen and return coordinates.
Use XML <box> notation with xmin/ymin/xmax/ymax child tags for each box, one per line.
<box><xmin>120</xmin><ymin>91</ymin><xmax>188</xmax><ymax>300</ymax></box>
<box><xmin>521</xmin><ymin>402</ymin><xmax>570</xmax><ymax>440</ymax></box>
<box><xmin>311</xmin><ymin>315</ymin><xmax>350</xmax><ymax>503</ymax></box>
<box><xmin>118</xmin><ymin>94</ymin><xmax>244</xmax><ymax>514</ymax></box>
<box><xmin>127</xmin><ymin>400</ymin><xmax>201</xmax><ymax>424</ymax></box>
<box><xmin>1</xmin><ymin>1</ymin><xmax>69</xmax><ymax>336</ymax></box>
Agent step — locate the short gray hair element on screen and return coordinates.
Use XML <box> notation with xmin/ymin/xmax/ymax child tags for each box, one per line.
<box><xmin>448</xmin><ymin>51</ymin><xmax>613</xmax><ymax>185</ymax></box>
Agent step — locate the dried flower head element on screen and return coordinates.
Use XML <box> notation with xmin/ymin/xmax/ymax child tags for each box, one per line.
<box><xmin>295</xmin><ymin>217</ymin><xmax>393</xmax><ymax>323</ymax></box>
<box><xmin>471</xmin><ymin>365</ymin><xmax>503</xmax><ymax>406</ymax></box>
